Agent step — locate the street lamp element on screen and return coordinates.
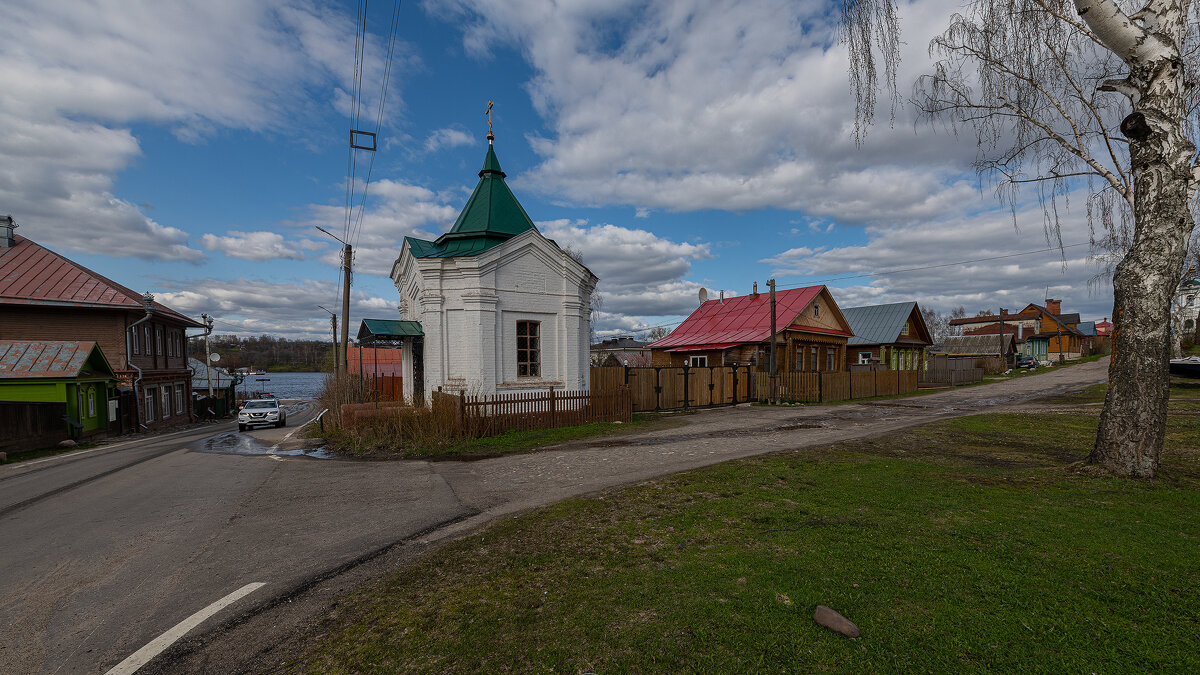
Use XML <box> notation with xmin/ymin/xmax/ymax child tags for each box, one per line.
<box><xmin>316</xmin><ymin>227</ymin><xmax>352</xmax><ymax>376</ymax></box>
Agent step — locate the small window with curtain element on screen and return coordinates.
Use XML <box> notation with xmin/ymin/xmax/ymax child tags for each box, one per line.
<box><xmin>143</xmin><ymin>326</ymin><xmax>151</xmax><ymax>355</ymax></box>
<box><xmin>813</xmin><ymin>302</ymin><xmax>820</xmax><ymax>318</ymax></box>
<box><xmin>795</xmin><ymin>344</ymin><xmax>804</xmax><ymax>371</ymax></box>
<box><xmin>156</xmin><ymin>327</ymin><xmax>164</xmax><ymax>356</ymax></box>
<box><xmin>858</xmin><ymin>351</ymin><xmax>872</xmax><ymax>365</ymax></box>
<box><xmin>161</xmin><ymin>387</ymin><xmax>171</xmax><ymax>417</ymax></box>
<box><xmin>175</xmin><ymin>384</ymin><xmax>185</xmax><ymax>414</ymax></box>
<box><xmin>811</xmin><ymin>347</ymin><xmax>819</xmax><ymax>371</ymax></box>
<box><xmin>517</xmin><ymin>321</ymin><xmax>540</xmax><ymax>377</ymax></box>
<box><xmin>826</xmin><ymin>347</ymin><xmax>837</xmax><ymax>371</ymax></box>
<box><xmin>132</xmin><ymin>327</ymin><xmax>139</xmax><ymax>355</ymax></box>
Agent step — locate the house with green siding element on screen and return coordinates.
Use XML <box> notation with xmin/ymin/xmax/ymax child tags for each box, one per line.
<box><xmin>0</xmin><ymin>340</ymin><xmax>117</xmax><ymax>443</ymax></box>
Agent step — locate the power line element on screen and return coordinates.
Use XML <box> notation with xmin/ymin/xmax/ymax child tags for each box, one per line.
<box><xmin>349</xmin><ymin>0</ymin><xmax>403</xmax><ymax>249</ymax></box>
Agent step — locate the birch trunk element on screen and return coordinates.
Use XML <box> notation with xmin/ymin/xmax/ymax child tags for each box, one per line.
<box><xmin>1077</xmin><ymin>0</ymin><xmax>1196</xmax><ymax>477</ymax></box>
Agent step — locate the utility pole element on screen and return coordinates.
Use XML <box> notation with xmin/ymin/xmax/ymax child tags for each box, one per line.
<box><xmin>768</xmin><ymin>278</ymin><xmax>778</xmax><ymax>405</ymax></box>
<box><xmin>201</xmin><ymin>313</ymin><xmax>215</xmax><ymax>397</ymax></box>
<box><xmin>316</xmin><ymin>226</ymin><xmax>352</xmax><ymax>376</ymax></box>
<box><xmin>998</xmin><ymin>308</ymin><xmax>1005</xmax><ymax>370</ymax></box>
<box><xmin>319</xmin><ymin>305</ymin><xmax>339</xmax><ymax>374</ymax></box>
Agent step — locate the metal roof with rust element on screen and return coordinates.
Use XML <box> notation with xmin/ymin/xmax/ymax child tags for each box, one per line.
<box><xmin>0</xmin><ymin>340</ymin><xmax>115</xmax><ymax>379</ymax></box>
<box><xmin>0</xmin><ymin>235</ymin><xmax>201</xmax><ymax>326</ymax></box>
<box><xmin>648</xmin><ymin>286</ymin><xmax>844</xmax><ymax>349</ymax></box>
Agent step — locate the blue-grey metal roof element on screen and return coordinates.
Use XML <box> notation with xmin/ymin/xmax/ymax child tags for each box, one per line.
<box><xmin>188</xmin><ymin>357</ymin><xmax>239</xmax><ymax>389</ymax></box>
<box><xmin>842</xmin><ymin>302</ymin><xmax>919</xmax><ymax>346</ymax></box>
<box><xmin>1077</xmin><ymin>321</ymin><xmax>1097</xmax><ymax>336</ymax></box>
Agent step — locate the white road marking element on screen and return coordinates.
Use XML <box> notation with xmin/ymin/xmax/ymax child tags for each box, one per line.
<box><xmin>269</xmin><ymin>455</ymin><xmax>284</xmax><ymax>462</ymax></box>
<box><xmin>14</xmin><ymin>425</ymin><xmax>219</xmax><ymax>469</ymax></box>
<box><xmin>104</xmin><ymin>582</ymin><xmax>266</xmax><ymax>675</ymax></box>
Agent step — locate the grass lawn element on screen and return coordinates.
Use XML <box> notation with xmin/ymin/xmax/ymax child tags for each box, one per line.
<box><xmin>293</xmin><ymin>407</ymin><xmax>1200</xmax><ymax>673</ymax></box>
<box><xmin>323</xmin><ymin>412</ymin><xmax>690</xmax><ymax>461</ymax></box>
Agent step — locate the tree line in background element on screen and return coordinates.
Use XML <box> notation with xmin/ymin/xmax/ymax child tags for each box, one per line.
<box><xmin>188</xmin><ymin>334</ymin><xmax>335</xmax><ymax>372</ymax></box>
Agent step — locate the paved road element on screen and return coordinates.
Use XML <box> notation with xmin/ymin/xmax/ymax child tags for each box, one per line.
<box><xmin>0</xmin><ymin>362</ymin><xmax>1108</xmax><ymax>674</ymax></box>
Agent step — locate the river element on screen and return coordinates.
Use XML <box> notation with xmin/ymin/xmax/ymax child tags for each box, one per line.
<box><xmin>237</xmin><ymin>372</ymin><xmax>329</xmax><ymax>401</ymax></box>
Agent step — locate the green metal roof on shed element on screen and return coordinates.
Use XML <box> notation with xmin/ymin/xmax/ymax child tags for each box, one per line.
<box><xmin>406</xmin><ymin>143</ymin><xmax>537</xmax><ymax>259</ymax></box>
<box><xmin>842</xmin><ymin>302</ymin><xmax>928</xmax><ymax>346</ymax></box>
<box><xmin>357</xmin><ymin>319</ymin><xmax>424</xmax><ymax>342</ymax></box>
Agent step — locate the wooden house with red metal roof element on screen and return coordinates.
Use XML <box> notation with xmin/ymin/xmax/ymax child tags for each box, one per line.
<box><xmin>647</xmin><ymin>284</ymin><xmax>853</xmax><ymax>372</ymax></box>
<box><xmin>0</xmin><ymin>221</ymin><xmax>203</xmax><ymax>433</ymax></box>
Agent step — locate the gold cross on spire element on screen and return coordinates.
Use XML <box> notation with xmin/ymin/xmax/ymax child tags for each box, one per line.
<box><xmin>485</xmin><ymin>99</ymin><xmax>495</xmax><ymax>144</ymax></box>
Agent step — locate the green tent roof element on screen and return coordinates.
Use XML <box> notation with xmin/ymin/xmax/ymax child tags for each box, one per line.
<box><xmin>357</xmin><ymin>319</ymin><xmax>424</xmax><ymax>342</ymax></box>
<box><xmin>407</xmin><ymin>144</ymin><xmax>537</xmax><ymax>259</ymax></box>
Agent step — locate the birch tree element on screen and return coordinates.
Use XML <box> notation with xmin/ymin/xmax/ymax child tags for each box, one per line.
<box><xmin>847</xmin><ymin>0</ymin><xmax>1199</xmax><ymax>477</ymax></box>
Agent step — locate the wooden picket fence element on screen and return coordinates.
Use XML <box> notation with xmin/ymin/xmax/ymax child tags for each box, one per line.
<box><xmin>432</xmin><ymin>387</ymin><xmax>633</xmax><ymax>438</ymax></box>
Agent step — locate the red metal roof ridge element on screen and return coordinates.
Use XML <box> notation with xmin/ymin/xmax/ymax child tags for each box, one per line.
<box><xmin>647</xmin><ymin>285</ymin><xmax>827</xmax><ymax>348</ymax></box>
<box><xmin>1</xmin><ymin>235</ymin><xmax>201</xmax><ymax>326</ymax></box>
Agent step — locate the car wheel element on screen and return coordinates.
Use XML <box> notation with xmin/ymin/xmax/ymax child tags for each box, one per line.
<box><xmin>238</xmin><ymin>424</ymin><xmax>246</xmax><ymax>432</ymax></box>
<box><xmin>276</xmin><ymin>419</ymin><xmax>285</xmax><ymax>428</ymax></box>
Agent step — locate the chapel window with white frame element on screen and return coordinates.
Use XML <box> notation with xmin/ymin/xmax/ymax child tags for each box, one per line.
<box><xmin>517</xmin><ymin>321</ymin><xmax>540</xmax><ymax>377</ymax></box>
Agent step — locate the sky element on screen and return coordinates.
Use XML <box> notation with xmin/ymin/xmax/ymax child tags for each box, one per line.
<box><xmin>0</xmin><ymin>0</ymin><xmax>1118</xmax><ymax>343</ymax></box>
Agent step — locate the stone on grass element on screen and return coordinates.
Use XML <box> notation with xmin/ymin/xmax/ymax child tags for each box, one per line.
<box><xmin>58</xmin><ymin>439</ymin><xmax>77</xmax><ymax>448</ymax></box>
<box><xmin>813</xmin><ymin>605</ymin><xmax>860</xmax><ymax>638</ymax></box>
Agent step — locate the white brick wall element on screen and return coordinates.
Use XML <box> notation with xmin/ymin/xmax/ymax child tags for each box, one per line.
<box><xmin>393</xmin><ymin>229</ymin><xmax>597</xmax><ymax>402</ymax></box>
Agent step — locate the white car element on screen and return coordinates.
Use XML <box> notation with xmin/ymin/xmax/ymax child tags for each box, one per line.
<box><xmin>238</xmin><ymin>398</ymin><xmax>286</xmax><ymax>431</ymax></box>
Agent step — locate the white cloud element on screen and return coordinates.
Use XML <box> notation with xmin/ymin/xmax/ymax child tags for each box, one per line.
<box><xmin>539</xmin><ymin>219</ymin><xmax>715</xmax><ymax>316</ymax></box>
<box><xmin>430</xmin><ymin>0</ymin><xmax>979</xmax><ymax>224</ymax></box>
<box><xmin>760</xmin><ymin>199</ymin><xmax>1115</xmax><ymax>319</ymax></box>
<box><xmin>201</xmin><ymin>231</ymin><xmax>325</xmax><ymax>262</ymax></box>
<box><xmin>0</xmin><ymin>0</ymin><xmax>410</xmax><ymax>262</ymax></box>
<box><xmin>425</xmin><ymin>126</ymin><xmax>476</xmax><ymax>152</ymax></box>
<box><xmin>156</xmin><ymin>277</ymin><xmax>398</xmax><ymax>341</ymax></box>
<box><xmin>299</xmin><ymin>179</ymin><xmax>463</xmax><ymax>277</ymax></box>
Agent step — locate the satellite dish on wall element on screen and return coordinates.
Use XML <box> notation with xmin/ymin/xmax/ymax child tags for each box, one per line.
<box><xmin>698</xmin><ymin>288</ymin><xmax>709</xmax><ymax>303</ymax></box>
<box><xmin>209</xmin><ymin>353</ymin><xmax>221</xmax><ymax>362</ymax></box>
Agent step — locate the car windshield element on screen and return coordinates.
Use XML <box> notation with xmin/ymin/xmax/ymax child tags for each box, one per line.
<box><xmin>243</xmin><ymin>400</ymin><xmax>278</xmax><ymax>409</ymax></box>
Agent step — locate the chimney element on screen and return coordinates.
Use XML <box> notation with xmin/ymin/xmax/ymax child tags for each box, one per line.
<box><xmin>719</xmin><ymin>290</ymin><xmax>725</xmax><ymax>303</ymax></box>
<box><xmin>1045</xmin><ymin>298</ymin><xmax>1061</xmax><ymax>315</ymax></box>
<box><xmin>0</xmin><ymin>215</ymin><xmax>16</xmax><ymax>247</ymax></box>
<box><xmin>751</xmin><ymin>281</ymin><xmax>759</xmax><ymax>298</ymax></box>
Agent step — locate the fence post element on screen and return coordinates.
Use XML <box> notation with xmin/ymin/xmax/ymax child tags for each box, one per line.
<box><xmin>549</xmin><ymin>387</ymin><xmax>556</xmax><ymax>427</ymax></box>
<box><xmin>732</xmin><ymin>365</ymin><xmax>739</xmax><ymax>405</ymax></box>
<box><xmin>818</xmin><ymin>371</ymin><xmax>824</xmax><ymax>403</ymax></box>
<box><xmin>457</xmin><ymin>390</ymin><xmax>466</xmax><ymax>436</ymax></box>
<box><xmin>682</xmin><ymin>364</ymin><xmax>690</xmax><ymax>409</ymax></box>
<box><xmin>708</xmin><ymin>365</ymin><xmax>716</xmax><ymax>406</ymax></box>
<box><xmin>624</xmin><ymin>365</ymin><xmax>630</xmax><ymax>386</ymax></box>
<box><xmin>654</xmin><ymin>367</ymin><xmax>662</xmax><ymax>412</ymax></box>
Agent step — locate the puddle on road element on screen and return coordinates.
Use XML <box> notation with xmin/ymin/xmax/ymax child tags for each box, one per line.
<box><xmin>196</xmin><ymin>431</ymin><xmax>336</xmax><ymax>460</ymax></box>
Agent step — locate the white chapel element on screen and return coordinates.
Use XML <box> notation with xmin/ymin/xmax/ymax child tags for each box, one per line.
<box><xmin>390</xmin><ymin>128</ymin><xmax>598</xmax><ymax>403</ymax></box>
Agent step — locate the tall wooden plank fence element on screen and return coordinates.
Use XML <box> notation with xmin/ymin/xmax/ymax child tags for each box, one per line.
<box><xmin>749</xmin><ymin>369</ymin><xmax>919</xmax><ymax>403</ymax></box>
<box><xmin>591</xmin><ymin>366</ymin><xmax>753</xmax><ymax>412</ymax></box>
